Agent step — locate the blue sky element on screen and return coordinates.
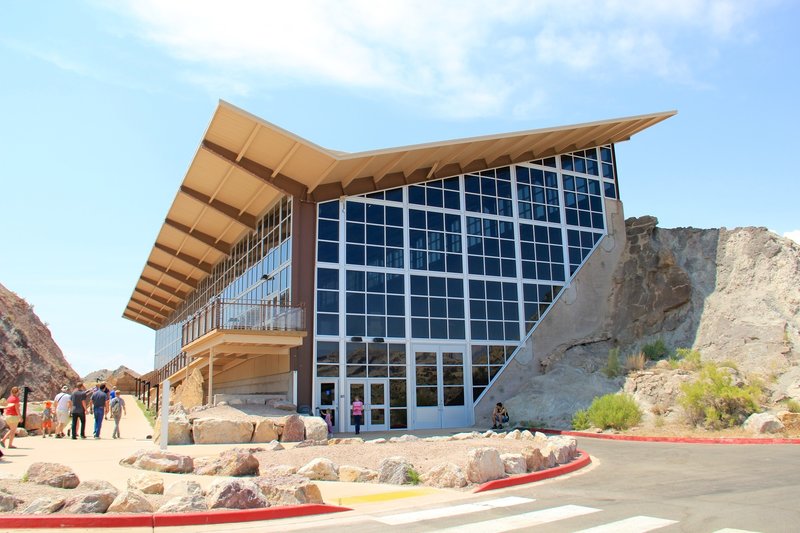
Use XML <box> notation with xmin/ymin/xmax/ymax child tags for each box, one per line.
<box><xmin>1</xmin><ymin>1</ymin><xmax>797</xmax><ymax>377</ymax></box>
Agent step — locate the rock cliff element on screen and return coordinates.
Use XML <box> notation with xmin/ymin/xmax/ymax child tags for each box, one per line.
<box><xmin>503</xmin><ymin>217</ymin><xmax>800</xmax><ymax>427</ymax></box>
<box><xmin>0</xmin><ymin>283</ymin><xmax>81</xmax><ymax>401</ymax></box>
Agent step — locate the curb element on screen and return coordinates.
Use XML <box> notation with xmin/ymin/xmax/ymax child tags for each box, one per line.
<box><xmin>533</xmin><ymin>428</ymin><xmax>800</xmax><ymax>445</ymax></box>
<box><xmin>473</xmin><ymin>449</ymin><xmax>591</xmax><ymax>493</ymax></box>
<box><xmin>1</xmin><ymin>503</ymin><xmax>352</xmax><ymax>529</ymax></box>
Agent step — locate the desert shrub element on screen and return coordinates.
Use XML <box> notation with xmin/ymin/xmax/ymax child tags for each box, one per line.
<box><xmin>584</xmin><ymin>393</ymin><xmax>642</xmax><ymax>430</ymax></box>
<box><xmin>642</xmin><ymin>338</ymin><xmax>669</xmax><ymax>360</ymax></box>
<box><xmin>572</xmin><ymin>409</ymin><xmax>591</xmax><ymax>430</ymax></box>
<box><xmin>679</xmin><ymin>363</ymin><xmax>762</xmax><ymax>429</ymax></box>
<box><xmin>785</xmin><ymin>399</ymin><xmax>800</xmax><ymax>413</ymax></box>
<box><xmin>604</xmin><ymin>348</ymin><xmax>621</xmax><ymax>378</ymax></box>
<box><xmin>406</xmin><ymin>467</ymin><xmax>421</xmax><ymax>485</ymax></box>
<box><xmin>670</xmin><ymin>348</ymin><xmax>702</xmax><ymax>371</ymax></box>
<box><xmin>625</xmin><ymin>352</ymin><xmax>646</xmax><ymax>372</ymax></box>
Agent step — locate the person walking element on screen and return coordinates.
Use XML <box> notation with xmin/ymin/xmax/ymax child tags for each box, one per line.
<box><xmin>90</xmin><ymin>384</ymin><xmax>109</xmax><ymax>438</ymax></box>
<box><xmin>109</xmin><ymin>394</ymin><xmax>126</xmax><ymax>439</ymax></box>
<box><xmin>68</xmin><ymin>383</ymin><xmax>88</xmax><ymax>440</ymax></box>
<box><xmin>41</xmin><ymin>401</ymin><xmax>54</xmax><ymax>437</ymax></box>
<box><xmin>53</xmin><ymin>385</ymin><xmax>71</xmax><ymax>438</ymax></box>
<box><xmin>0</xmin><ymin>386</ymin><xmax>22</xmax><ymax>449</ymax></box>
<box><xmin>351</xmin><ymin>396</ymin><xmax>364</xmax><ymax>435</ymax></box>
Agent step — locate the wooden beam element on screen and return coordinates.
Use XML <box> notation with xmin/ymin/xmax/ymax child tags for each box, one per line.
<box><xmin>405</xmin><ymin>167</ymin><xmax>433</xmax><ymax>185</ymax></box>
<box><xmin>122</xmin><ymin>311</ymin><xmax>160</xmax><ymax>329</ymax></box>
<box><xmin>434</xmin><ymin>162</ymin><xmax>462</xmax><ymax>180</ymax></box>
<box><xmin>462</xmin><ymin>158</ymin><xmax>489</xmax><ymax>174</ymax></box>
<box><xmin>146</xmin><ymin>261</ymin><xmax>199</xmax><ymax>289</ymax></box>
<box><xmin>126</xmin><ymin>305</ymin><xmax>162</xmax><ymax>324</ymax></box>
<box><xmin>140</xmin><ymin>276</ymin><xmax>191</xmax><ymax>300</ymax></box>
<box><xmin>133</xmin><ymin>288</ymin><xmax>179</xmax><ymax>311</ymax></box>
<box><xmin>179</xmin><ymin>185</ymin><xmax>257</xmax><ymax>231</ymax></box>
<box><xmin>311</xmin><ymin>182</ymin><xmax>345</xmax><ymax>202</ymax></box>
<box><xmin>375</xmin><ymin>171</ymin><xmax>407</xmax><ymax>190</ymax></box>
<box><xmin>201</xmin><ymin>140</ymin><xmax>308</xmax><ymax>199</ymax></box>
<box><xmin>486</xmin><ymin>154</ymin><xmax>513</xmax><ymax>168</ymax></box>
<box><xmin>154</xmin><ymin>243</ymin><xmax>215</xmax><ymax>275</ymax></box>
<box><xmin>164</xmin><ymin>218</ymin><xmax>231</xmax><ymax>255</ymax></box>
<box><xmin>343</xmin><ymin>176</ymin><xmax>376</xmax><ymax>196</ymax></box>
<box><xmin>130</xmin><ymin>296</ymin><xmax>171</xmax><ymax>318</ymax></box>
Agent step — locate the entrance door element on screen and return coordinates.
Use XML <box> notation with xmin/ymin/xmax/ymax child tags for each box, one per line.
<box><xmin>413</xmin><ymin>345</ymin><xmax>469</xmax><ymax>429</ymax></box>
<box><xmin>347</xmin><ymin>379</ymin><xmax>389</xmax><ymax>432</ymax></box>
<box><xmin>317</xmin><ymin>380</ymin><xmax>338</xmax><ymax>431</ymax></box>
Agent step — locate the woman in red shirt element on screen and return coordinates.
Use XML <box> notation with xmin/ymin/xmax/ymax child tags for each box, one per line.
<box><xmin>1</xmin><ymin>386</ymin><xmax>21</xmax><ymax>449</ymax></box>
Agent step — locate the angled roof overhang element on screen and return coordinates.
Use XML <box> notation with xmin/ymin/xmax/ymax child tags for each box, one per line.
<box><xmin>124</xmin><ymin>101</ymin><xmax>676</xmax><ymax>329</ymax></box>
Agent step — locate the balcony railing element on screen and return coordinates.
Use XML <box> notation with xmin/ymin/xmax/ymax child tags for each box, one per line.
<box><xmin>181</xmin><ymin>299</ymin><xmax>306</xmax><ymax>347</ymax></box>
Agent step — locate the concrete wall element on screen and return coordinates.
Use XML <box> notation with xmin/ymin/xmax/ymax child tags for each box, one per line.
<box><xmin>474</xmin><ymin>199</ymin><xmax>628</xmax><ymax>424</ymax></box>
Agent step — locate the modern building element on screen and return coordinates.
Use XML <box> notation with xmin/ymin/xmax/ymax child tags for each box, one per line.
<box><xmin>124</xmin><ymin>101</ymin><xmax>674</xmax><ymax>432</ymax></box>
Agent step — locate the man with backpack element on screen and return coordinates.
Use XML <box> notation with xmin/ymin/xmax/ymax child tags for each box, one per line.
<box><xmin>109</xmin><ymin>394</ymin><xmax>126</xmax><ymax>439</ymax></box>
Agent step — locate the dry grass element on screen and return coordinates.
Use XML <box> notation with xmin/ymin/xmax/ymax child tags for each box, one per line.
<box><xmin>625</xmin><ymin>352</ymin><xmax>646</xmax><ymax>372</ymax></box>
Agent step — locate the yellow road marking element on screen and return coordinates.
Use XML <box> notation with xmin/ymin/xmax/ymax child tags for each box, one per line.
<box><xmin>336</xmin><ymin>487</ymin><xmax>439</xmax><ymax>505</ymax></box>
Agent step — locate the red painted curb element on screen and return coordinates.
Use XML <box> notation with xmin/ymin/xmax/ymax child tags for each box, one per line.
<box><xmin>1</xmin><ymin>503</ymin><xmax>352</xmax><ymax>529</ymax></box>
<box><xmin>533</xmin><ymin>428</ymin><xmax>800</xmax><ymax>445</ymax></box>
<box><xmin>473</xmin><ymin>450</ymin><xmax>592</xmax><ymax>493</ymax></box>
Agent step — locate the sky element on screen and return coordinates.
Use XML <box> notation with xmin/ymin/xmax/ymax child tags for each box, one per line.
<box><xmin>0</xmin><ymin>0</ymin><xmax>798</xmax><ymax>377</ymax></box>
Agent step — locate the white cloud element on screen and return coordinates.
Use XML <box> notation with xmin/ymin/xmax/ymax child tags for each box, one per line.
<box><xmin>107</xmin><ymin>0</ymin><xmax>766</xmax><ymax>118</ymax></box>
<box><xmin>784</xmin><ymin>230</ymin><xmax>800</xmax><ymax>244</ymax></box>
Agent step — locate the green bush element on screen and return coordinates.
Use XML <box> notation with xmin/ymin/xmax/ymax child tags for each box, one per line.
<box><xmin>785</xmin><ymin>399</ymin><xmax>800</xmax><ymax>413</ymax></box>
<box><xmin>679</xmin><ymin>363</ymin><xmax>762</xmax><ymax>429</ymax></box>
<box><xmin>406</xmin><ymin>467</ymin><xmax>421</xmax><ymax>485</ymax></box>
<box><xmin>642</xmin><ymin>338</ymin><xmax>669</xmax><ymax>360</ymax></box>
<box><xmin>572</xmin><ymin>409</ymin><xmax>591</xmax><ymax>430</ymax></box>
<box><xmin>604</xmin><ymin>348</ymin><xmax>621</xmax><ymax>378</ymax></box>
<box><xmin>667</xmin><ymin>348</ymin><xmax>703</xmax><ymax>371</ymax></box>
<box><xmin>583</xmin><ymin>393</ymin><xmax>642</xmax><ymax>430</ymax></box>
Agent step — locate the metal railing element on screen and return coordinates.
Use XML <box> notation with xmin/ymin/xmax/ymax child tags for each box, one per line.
<box><xmin>181</xmin><ymin>298</ymin><xmax>305</xmax><ymax>347</ymax></box>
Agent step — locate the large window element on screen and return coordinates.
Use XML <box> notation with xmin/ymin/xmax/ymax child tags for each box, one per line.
<box><xmin>519</xmin><ymin>223</ymin><xmax>565</xmax><ymax>283</ymax></box>
<box><xmin>466</xmin><ymin>216</ymin><xmax>516</xmax><ymax>278</ymax></box>
<box><xmin>409</xmin><ymin>209</ymin><xmax>463</xmax><ymax>273</ymax></box>
<box><xmin>345</xmin><ymin>201</ymin><xmax>404</xmax><ymax>268</ymax></box>
<box><xmin>468</xmin><ymin>279</ymin><xmax>520</xmax><ymax>342</ymax></box>
<box><xmin>345</xmin><ymin>270</ymin><xmax>405</xmax><ymax>338</ymax></box>
<box><xmin>516</xmin><ymin>166</ymin><xmax>560</xmax><ymax>223</ymax></box>
<box><xmin>410</xmin><ymin>275</ymin><xmax>466</xmax><ymax>340</ymax></box>
<box><xmin>464</xmin><ymin>168</ymin><xmax>513</xmax><ymax>217</ymax></box>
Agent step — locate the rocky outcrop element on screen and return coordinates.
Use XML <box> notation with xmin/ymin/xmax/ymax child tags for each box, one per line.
<box><xmin>0</xmin><ymin>283</ymin><xmax>81</xmax><ymax>401</ymax></box>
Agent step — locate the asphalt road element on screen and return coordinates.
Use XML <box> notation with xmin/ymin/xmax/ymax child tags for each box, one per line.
<box><xmin>263</xmin><ymin>438</ymin><xmax>800</xmax><ymax>533</ymax></box>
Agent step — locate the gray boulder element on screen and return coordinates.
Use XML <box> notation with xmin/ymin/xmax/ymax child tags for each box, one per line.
<box><xmin>303</xmin><ymin>416</ymin><xmax>329</xmax><ymax>441</ymax></box>
<box><xmin>164</xmin><ymin>480</ymin><xmax>204</xmax><ymax>499</ymax></box>
<box><xmin>744</xmin><ymin>412</ymin><xmax>785</xmax><ymax>434</ymax></box>
<box><xmin>158</xmin><ymin>494</ymin><xmax>208</xmax><ymax>513</ymax></box>
<box><xmin>378</xmin><ymin>456</ymin><xmax>413</xmax><ymax>485</ymax></box>
<box><xmin>206</xmin><ymin>479</ymin><xmax>268</xmax><ymax>510</ymax></box>
<box><xmin>62</xmin><ymin>489</ymin><xmax>117</xmax><ymax>514</ymax></box>
<box><xmin>120</xmin><ymin>449</ymin><xmax>194</xmax><ymax>473</ymax></box>
<box><xmin>107</xmin><ymin>489</ymin><xmax>154</xmax><ymax>513</ymax></box>
<box><xmin>501</xmin><ymin>453</ymin><xmax>527</xmax><ymax>474</ymax></box>
<box><xmin>25</xmin><ymin>462</ymin><xmax>80</xmax><ymax>489</ymax></box>
<box><xmin>20</xmin><ymin>496</ymin><xmax>65</xmax><ymax>515</ymax></box>
<box><xmin>0</xmin><ymin>492</ymin><xmax>23</xmax><ymax>512</ymax></box>
<box><xmin>255</xmin><ymin>475</ymin><xmax>323</xmax><ymax>505</ymax></box>
<box><xmin>194</xmin><ymin>448</ymin><xmax>260</xmax><ymax>476</ymax></box>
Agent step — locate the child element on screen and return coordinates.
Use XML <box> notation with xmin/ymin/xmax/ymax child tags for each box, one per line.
<box><xmin>323</xmin><ymin>409</ymin><xmax>333</xmax><ymax>437</ymax></box>
<box><xmin>42</xmin><ymin>401</ymin><xmax>54</xmax><ymax>438</ymax></box>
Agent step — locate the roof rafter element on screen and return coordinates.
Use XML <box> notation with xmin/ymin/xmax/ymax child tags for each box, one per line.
<box><xmin>153</xmin><ymin>243</ymin><xmax>215</xmax><ymax>275</ymax></box>
<box><xmin>133</xmin><ymin>289</ymin><xmax>179</xmax><ymax>311</ymax></box>
<box><xmin>164</xmin><ymin>218</ymin><xmax>231</xmax><ymax>255</ymax></box>
<box><xmin>140</xmin><ymin>276</ymin><xmax>191</xmax><ymax>300</ymax></box>
<box><xmin>179</xmin><ymin>185</ymin><xmax>257</xmax><ymax>231</ymax></box>
<box><xmin>146</xmin><ymin>261</ymin><xmax>199</xmax><ymax>289</ymax></box>
<box><xmin>130</xmin><ymin>296</ymin><xmax>171</xmax><ymax>318</ymax></box>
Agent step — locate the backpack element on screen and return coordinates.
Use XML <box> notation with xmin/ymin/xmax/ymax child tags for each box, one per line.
<box><xmin>110</xmin><ymin>397</ymin><xmax>121</xmax><ymax>417</ymax></box>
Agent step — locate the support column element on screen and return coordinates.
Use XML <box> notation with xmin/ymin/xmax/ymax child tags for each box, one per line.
<box><xmin>207</xmin><ymin>348</ymin><xmax>215</xmax><ymax>406</ymax></box>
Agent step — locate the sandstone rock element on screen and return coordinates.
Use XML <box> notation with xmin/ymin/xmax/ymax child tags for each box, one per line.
<box><xmin>62</xmin><ymin>489</ymin><xmax>116</xmax><ymax>514</ymax></box>
<box><xmin>452</xmin><ymin>431</ymin><xmax>480</xmax><ymax>440</ymax></box>
<box><xmin>0</xmin><ymin>492</ymin><xmax>23</xmax><ymax>512</ymax></box>
<box><xmin>20</xmin><ymin>496</ymin><xmax>65</xmax><ymax>514</ymax></box>
<box><xmin>389</xmin><ymin>434</ymin><xmax>420</xmax><ymax>443</ymax></box>
<box><xmin>120</xmin><ymin>450</ymin><xmax>193</xmax><ymax>473</ymax></box>
<box><xmin>206</xmin><ymin>479</ymin><xmax>268</xmax><ymax>510</ymax></box>
<box><xmin>547</xmin><ymin>436</ymin><xmax>578</xmax><ymax>463</ymax></box>
<box><xmin>264</xmin><ymin>440</ymin><xmax>284</xmax><ymax>451</ymax></box>
<box><xmin>194</xmin><ymin>448</ymin><xmax>260</xmax><ymax>476</ymax></box>
<box><xmin>280</xmin><ymin>414</ymin><xmax>305</xmax><ymax>442</ymax></box>
<box><xmin>158</xmin><ymin>494</ymin><xmax>208</xmax><ymax>513</ymax></box>
<box><xmin>420</xmin><ymin>463</ymin><xmax>467</xmax><ymax>488</ymax></box>
<box><xmin>154</xmin><ymin>412</ymin><xmax>193</xmax><ymax>445</ymax></box>
<box><xmin>127</xmin><ymin>472</ymin><xmax>164</xmax><ymax>494</ymax></box>
<box><xmin>303</xmin><ymin>416</ymin><xmax>329</xmax><ymax>441</ymax></box>
<box><xmin>743</xmin><ymin>413</ymin><xmax>784</xmax><ymax>434</ymax></box>
<box><xmin>252</xmin><ymin>418</ymin><xmax>280</xmax><ymax>443</ymax></box>
<box><xmin>267</xmin><ymin>399</ymin><xmax>296</xmax><ymax>411</ymax></box>
<box><xmin>423</xmin><ymin>435</ymin><xmax>452</xmax><ymax>442</ymax></box>
<box><xmin>533</xmin><ymin>432</ymin><xmax>549</xmax><ymax>445</ymax></box>
<box><xmin>522</xmin><ymin>447</ymin><xmax>548</xmax><ymax>471</ymax></box>
<box><xmin>777</xmin><ymin>411</ymin><xmax>800</xmax><ymax>431</ymax></box>
<box><xmin>175</xmin><ymin>368</ymin><xmax>205</xmax><ymax>409</ymax></box>
<box><xmin>504</xmin><ymin>429</ymin><xmax>522</xmax><ymax>440</ymax></box>
<box><xmin>107</xmin><ymin>489</ymin><xmax>154</xmax><ymax>513</ymax></box>
<box><xmin>295</xmin><ymin>439</ymin><xmax>319</xmax><ymax>448</ymax></box>
<box><xmin>260</xmin><ymin>464</ymin><xmax>298</xmax><ymax>476</ymax></box>
<box><xmin>501</xmin><ymin>453</ymin><xmax>527</xmax><ymax>474</ymax></box>
<box><xmin>368</xmin><ymin>438</ymin><xmax>387</xmax><ymax>444</ymax></box>
<box><xmin>328</xmin><ymin>437</ymin><xmax>364</xmax><ymax>445</ymax></box>
<box><xmin>339</xmin><ymin>465</ymin><xmax>378</xmax><ymax>483</ymax></box>
<box><xmin>465</xmin><ymin>447</ymin><xmax>505</xmax><ymax>484</ymax></box>
<box><xmin>520</xmin><ymin>430</ymin><xmax>534</xmax><ymax>440</ymax></box>
<box><xmin>378</xmin><ymin>456</ymin><xmax>413</xmax><ymax>485</ymax></box>
<box><xmin>298</xmin><ymin>457</ymin><xmax>338</xmax><ymax>481</ymax></box>
<box><xmin>481</xmin><ymin>430</ymin><xmax>495</xmax><ymax>438</ymax></box>
<box><xmin>79</xmin><ymin>479</ymin><xmax>118</xmax><ymax>495</ymax></box>
<box><xmin>25</xmin><ymin>462</ymin><xmax>80</xmax><ymax>489</ymax></box>
<box><xmin>23</xmin><ymin>412</ymin><xmax>42</xmax><ymax>431</ymax></box>
<box><xmin>192</xmin><ymin>418</ymin><xmax>254</xmax><ymax>444</ymax></box>
<box><xmin>164</xmin><ymin>480</ymin><xmax>204</xmax><ymax>498</ymax></box>
<box><xmin>256</xmin><ymin>475</ymin><xmax>324</xmax><ymax>505</ymax></box>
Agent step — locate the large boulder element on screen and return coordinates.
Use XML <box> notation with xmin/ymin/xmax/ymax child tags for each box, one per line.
<box><xmin>206</xmin><ymin>479</ymin><xmax>268</xmax><ymax>510</ymax></box>
<box><xmin>378</xmin><ymin>456</ymin><xmax>413</xmax><ymax>485</ymax></box>
<box><xmin>127</xmin><ymin>472</ymin><xmax>164</xmax><ymax>494</ymax></box>
<box><xmin>545</xmin><ymin>436</ymin><xmax>578</xmax><ymax>464</ymax></box>
<box><xmin>192</xmin><ymin>418</ymin><xmax>254</xmax><ymax>444</ymax></box>
<box><xmin>25</xmin><ymin>462</ymin><xmax>80</xmax><ymax>489</ymax></box>
<box><xmin>255</xmin><ymin>475</ymin><xmax>324</xmax><ymax>505</ymax></box>
<box><xmin>158</xmin><ymin>495</ymin><xmax>208</xmax><ymax>513</ymax></box>
<box><xmin>194</xmin><ymin>449</ymin><xmax>260</xmax><ymax>477</ymax></box>
<box><xmin>338</xmin><ymin>465</ymin><xmax>378</xmax><ymax>483</ymax></box>
<box><xmin>465</xmin><ymin>447</ymin><xmax>505</xmax><ymax>484</ymax></box>
<box><xmin>61</xmin><ymin>489</ymin><xmax>117</xmax><ymax>514</ymax></box>
<box><xmin>297</xmin><ymin>458</ymin><xmax>339</xmax><ymax>481</ymax></box>
<box><xmin>79</xmin><ymin>480</ymin><xmax>118</xmax><ymax>496</ymax></box>
<box><xmin>107</xmin><ymin>489</ymin><xmax>154</xmax><ymax>513</ymax></box>
<box><xmin>280</xmin><ymin>414</ymin><xmax>305</xmax><ymax>442</ymax></box>
<box><xmin>501</xmin><ymin>453</ymin><xmax>527</xmax><ymax>474</ymax></box>
<box><xmin>164</xmin><ymin>480</ymin><xmax>204</xmax><ymax>499</ymax></box>
<box><xmin>20</xmin><ymin>496</ymin><xmax>65</xmax><ymax>515</ymax></box>
<box><xmin>120</xmin><ymin>450</ymin><xmax>193</xmax><ymax>473</ymax></box>
<box><xmin>777</xmin><ymin>411</ymin><xmax>800</xmax><ymax>432</ymax></box>
<box><xmin>420</xmin><ymin>463</ymin><xmax>468</xmax><ymax>488</ymax></box>
<box><xmin>154</xmin><ymin>412</ymin><xmax>193</xmax><ymax>445</ymax></box>
<box><xmin>303</xmin><ymin>416</ymin><xmax>329</xmax><ymax>441</ymax></box>
<box><xmin>252</xmin><ymin>418</ymin><xmax>280</xmax><ymax>443</ymax></box>
<box><xmin>175</xmin><ymin>368</ymin><xmax>205</xmax><ymax>409</ymax></box>
<box><xmin>744</xmin><ymin>413</ymin><xmax>785</xmax><ymax>434</ymax></box>
<box><xmin>23</xmin><ymin>412</ymin><xmax>42</xmax><ymax>431</ymax></box>
<box><xmin>522</xmin><ymin>447</ymin><xmax>549</xmax><ymax>472</ymax></box>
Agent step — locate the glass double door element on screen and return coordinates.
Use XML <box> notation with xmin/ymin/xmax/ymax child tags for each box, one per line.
<box><xmin>346</xmin><ymin>379</ymin><xmax>389</xmax><ymax>432</ymax></box>
<box><xmin>413</xmin><ymin>345</ymin><xmax>469</xmax><ymax>429</ymax></box>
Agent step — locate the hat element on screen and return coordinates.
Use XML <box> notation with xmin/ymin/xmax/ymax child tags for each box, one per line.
<box><xmin>61</xmin><ymin>385</ymin><xmax>69</xmax><ymax>392</ymax></box>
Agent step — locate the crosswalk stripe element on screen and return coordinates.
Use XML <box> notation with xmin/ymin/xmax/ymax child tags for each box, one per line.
<box><xmin>375</xmin><ymin>496</ymin><xmax>534</xmax><ymax>525</ymax></box>
<box><xmin>713</xmin><ymin>529</ymin><xmax>763</xmax><ymax>533</ymax></box>
<box><xmin>574</xmin><ymin>515</ymin><xmax>678</xmax><ymax>532</ymax></box>
<box><xmin>435</xmin><ymin>504</ymin><xmax>601</xmax><ymax>532</ymax></box>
